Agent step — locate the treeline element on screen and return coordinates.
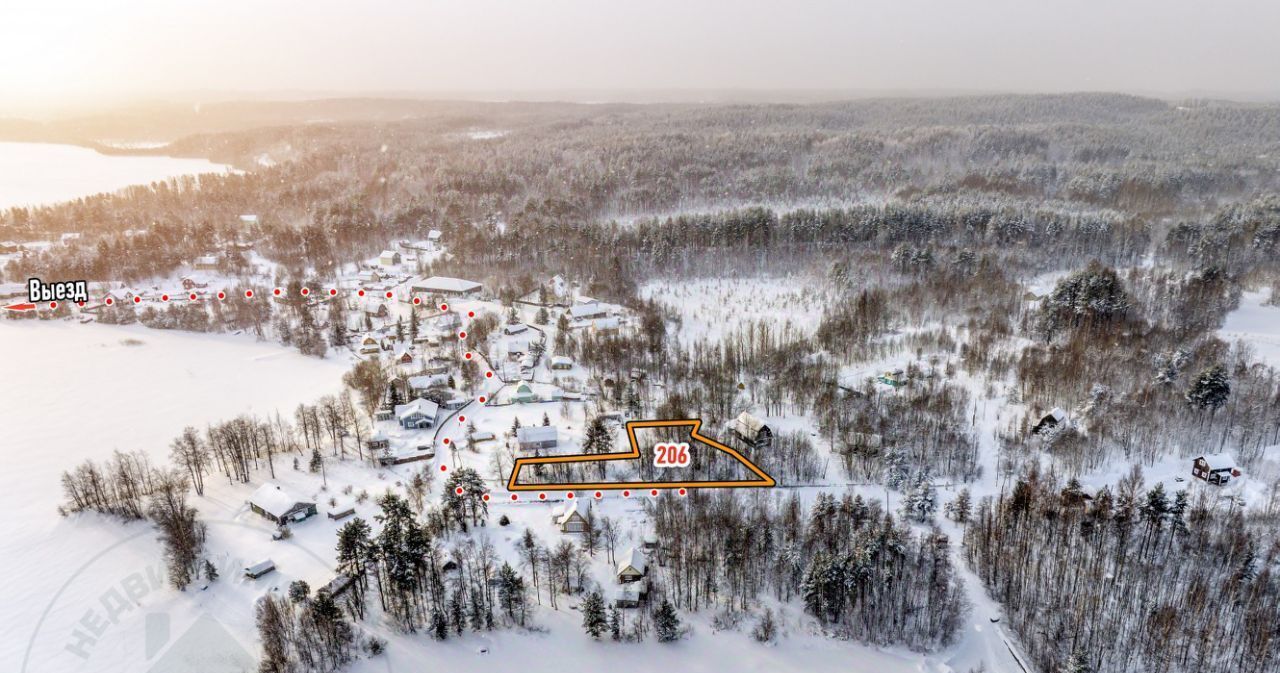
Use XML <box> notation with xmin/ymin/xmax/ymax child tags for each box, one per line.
<box><xmin>58</xmin><ymin>452</ymin><xmax>208</xmax><ymax>590</ymax></box>
<box><xmin>649</xmin><ymin>490</ymin><xmax>967</xmax><ymax>652</ymax></box>
<box><xmin>965</xmin><ymin>468</ymin><xmax>1280</xmax><ymax>673</ymax></box>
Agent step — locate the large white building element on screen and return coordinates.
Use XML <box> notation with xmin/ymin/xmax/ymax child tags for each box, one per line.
<box><xmin>409</xmin><ymin>276</ymin><xmax>483</xmax><ymax>300</ymax></box>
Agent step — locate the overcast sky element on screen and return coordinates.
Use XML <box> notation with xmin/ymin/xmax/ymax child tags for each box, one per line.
<box><xmin>3</xmin><ymin>0</ymin><xmax>1279</xmax><ymax>111</ymax></box>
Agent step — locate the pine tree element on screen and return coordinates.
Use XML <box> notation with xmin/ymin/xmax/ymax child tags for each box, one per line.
<box><xmin>203</xmin><ymin>559</ymin><xmax>219</xmax><ymax>582</ymax></box>
<box><xmin>1185</xmin><ymin>364</ymin><xmax>1230</xmax><ymax>412</ymax></box>
<box><xmin>608</xmin><ymin>605</ymin><xmax>622</xmax><ymax>641</ymax></box>
<box><xmin>654</xmin><ymin>598</ymin><xmax>681</xmax><ymax>642</ymax></box>
<box><xmin>581</xmin><ymin>591</ymin><xmax>607</xmax><ymax>638</ymax></box>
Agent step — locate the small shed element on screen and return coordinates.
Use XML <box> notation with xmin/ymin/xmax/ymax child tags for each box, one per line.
<box><xmin>1032</xmin><ymin>408</ymin><xmax>1069</xmax><ymax>435</ymax></box>
<box><xmin>379</xmin><ymin>250</ymin><xmax>402</xmax><ymax>266</ymax></box>
<box><xmin>244</xmin><ymin>560</ymin><xmax>276</xmax><ymax>579</ymax></box>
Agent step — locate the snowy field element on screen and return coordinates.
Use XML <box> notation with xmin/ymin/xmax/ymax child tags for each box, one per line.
<box><xmin>1218</xmin><ymin>288</ymin><xmax>1280</xmax><ymax>369</ymax></box>
<box><xmin>0</xmin><ymin>321</ymin><xmax>349</xmax><ymax>672</ymax></box>
<box><xmin>0</xmin><ymin>142</ymin><xmax>233</xmax><ymax>209</ymax></box>
<box><xmin>639</xmin><ymin>275</ymin><xmax>837</xmax><ymax>346</ymax></box>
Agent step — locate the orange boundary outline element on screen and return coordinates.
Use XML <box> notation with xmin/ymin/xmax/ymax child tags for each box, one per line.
<box><xmin>506</xmin><ymin>418</ymin><xmax>776</xmax><ymax>491</ymax></box>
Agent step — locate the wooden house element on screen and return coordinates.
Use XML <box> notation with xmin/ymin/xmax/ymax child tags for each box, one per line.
<box><xmin>248</xmin><ymin>483</ymin><xmax>317</xmax><ymax>525</ymax></box>
<box><xmin>1192</xmin><ymin>454</ymin><xmax>1239</xmax><ymax>485</ymax></box>
<box><xmin>552</xmin><ymin>501</ymin><xmax>589</xmax><ymax>533</ymax></box>
<box><xmin>244</xmin><ymin>559</ymin><xmax>276</xmax><ymax>579</ymax></box>
<box><xmin>731</xmin><ymin>411</ymin><xmax>773</xmax><ymax>450</ymax></box>
<box><xmin>616</xmin><ymin>547</ymin><xmax>647</xmax><ymax>583</ymax></box>
<box><xmin>395</xmin><ymin>398</ymin><xmax>439</xmax><ymax>429</ymax></box>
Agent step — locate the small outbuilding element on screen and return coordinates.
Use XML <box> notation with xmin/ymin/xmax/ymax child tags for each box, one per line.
<box><xmin>244</xmin><ymin>559</ymin><xmax>276</xmax><ymax>579</ymax></box>
<box><xmin>731</xmin><ymin>411</ymin><xmax>773</xmax><ymax>450</ymax></box>
<box><xmin>616</xmin><ymin>547</ymin><xmax>647</xmax><ymax>583</ymax></box>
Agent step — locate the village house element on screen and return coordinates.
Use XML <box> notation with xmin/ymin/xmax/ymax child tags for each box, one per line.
<box><xmin>504</xmin><ymin>322</ymin><xmax>529</xmax><ymax>335</ymax></box>
<box><xmin>610</xmin><ymin>584</ymin><xmax>643</xmax><ymax>609</ymax></box>
<box><xmin>591</xmin><ymin>317</ymin><xmax>621</xmax><ymax>335</ymax></box>
<box><xmin>407</xmin><ymin>373</ymin><xmax>450</xmax><ymax>397</ymax></box>
<box><xmin>1192</xmin><ymin>454</ymin><xmax>1239</xmax><ymax>485</ymax></box>
<box><xmin>427</xmin><ymin>229</ymin><xmax>443</xmax><ymax>250</ymax></box>
<box><xmin>356</xmin><ymin>269</ymin><xmax>381</xmax><ymax>284</ymax></box>
<box><xmin>361</xmin><ymin>300</ymin><xmax>388</xmax><ymax>319</ymax></box>
<box><xmin>616</xmin><ymin>547</ymin><xmax>647</xmax><ymax>583</ymax></box>
<box><xmin>395</xmin><ymin>398</ymin><xmax>439</xmax><ymax>429</ymax></box>
<box><xmin>409</xmin><ymin>276</ymin><xmax>483</xmax><ymax>300</ymax></box>
<box><xmin>551</xmin><ymin>500</ymin><xmax>590</xmax><ymax>533</ymax></box>
<box><xmin>378</xmin><ymin>250</ymin><xmax>402</xmax><ymax>266</ymax></box>
<box><xmin>393</xmin><ymin>346</ymin><xmax>416</xmax><ymax>365</ymax></box>
<box><xmin>551</xmin><ymin>355</ymin><xmax>574</xmax><ymax>370</ymax></box>
<box><xmin>731</xmin><ymin>411</ymin><xmax>773</xmax><ymax>450</ymax></box>
<box><xmin>1032</xmin><ymin>407</ymin><xmax>1069</xmax><ymax>435</ymax></box>
<box><xmin>570</xmin><ymin>302</ymin><xmax>609</xmax><ymax>320</ymax></box>
<box><xmin>517</xmin><ymin>424</ymin><xmax>558</xmax><ymax>452</ymax></box>
<box><xmin>194</xmin><ymin>255</ymin><xmax>219</xmax><ymax>271</ymax></box>
<box><xmin>247</xmin><ymin>483</ymin><xmax>317</xmax><ymax>525</ymax></box>
<box><xmin>877</xmin><ymin>368</ymin><xmax>906</xmax><ymax>387</ymax></box>
<box><xmin>358</xmin><ymin>335</ymin><xmax>381</xmax><ymax>355</ymax></box>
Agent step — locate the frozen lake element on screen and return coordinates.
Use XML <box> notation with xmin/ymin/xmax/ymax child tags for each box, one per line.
<box><xmin>0</xmin><ymin>141</ymin><xmax>232</xmax><ymax>209</ymax></box>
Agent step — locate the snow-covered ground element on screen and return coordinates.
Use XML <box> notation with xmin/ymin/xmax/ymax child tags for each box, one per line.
<box><xmin>0</xmin><ymin>321</ymin><xmax>349</xmax><ymax>672</ymax></box>
<box><xmin>639</xmin><ymin>275</ymin><xmax>837</xmax><ymax>346</ymax></box>
<box><xmin>0</xmin><ymin>142</ymin><xmax>234</xmax><ymax>209</ymax></box>
<box><xmin>1218</xmin><ymin>288</ymin><xmax>1280</xmax><ymax>369</ymax></box>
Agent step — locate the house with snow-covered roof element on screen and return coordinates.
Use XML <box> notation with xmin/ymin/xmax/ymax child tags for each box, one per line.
<box><xmin>410</xmin><ymin>276</ymin><xmax>482</xmax><ymax>299</ymax></box>
<box><xmin>248</xmin><ymin>483</ymin><xmax>317</xmax><ymax>525</ymax></box>
<box><xmin>395</xmin><ymin>398</ymin><xmax>439</xmax><ymax>429</ymax></box>
<box><xmin>517</xmin><ymin>425</ymin><xmax>557</xmax><ymax>451</ymax></box>
<box><xmin>378</xmin><ymin>250</ymin><xmax>402</xmax><ymax>266</ymax></box>
<box><xmin>1192</xmin><ymin>454</ymin><xmax>1239</xmax><ymax>485</ymax></box>
<box><xmin>730</xmin><ymin>411</ymin><xmax>773</xmax><ymax>450</ymax></box>
<box><xmin>551</xmin><ymin>500</ymin><xmax>589</xmax><ymax>533</ymax></box>
<box><xmin>616</xmin><ymin>547</ymin><xmax>647</xmax><ymax>583</ymax></box>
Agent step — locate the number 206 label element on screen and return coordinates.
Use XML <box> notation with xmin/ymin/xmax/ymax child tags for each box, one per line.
<box><xmin>653</xmin><ymin>442</ymin><xmax>690</xmax><ymax>467</ymax></box>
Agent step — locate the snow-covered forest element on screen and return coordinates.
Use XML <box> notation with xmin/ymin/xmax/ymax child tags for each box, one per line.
<box><xmin>5</xmin><ymin>93</ymin><xmax>1280</xmax><ymax>673</ymax></box>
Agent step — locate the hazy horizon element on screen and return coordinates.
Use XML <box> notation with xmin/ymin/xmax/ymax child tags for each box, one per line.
<box><xmin>4</xmin><ymin>0</ymin><xmax>1280</xmax><ymax>116</ymax></box>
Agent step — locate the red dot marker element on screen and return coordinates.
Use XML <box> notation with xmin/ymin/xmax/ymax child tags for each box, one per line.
<box><xmin>538</xmin><ymin>493</ymin><xmax>547</xmax><ymax>501</ymax></box>
<box><xmin>357</xmin><ymin>289</ymin><xmax>365</xmax><ymax>297</ymax></box>
<box><xmin>467</xmin><ymin>311</ymin><xmax>475</xmax><ymax>318</ymax></box>
<box><xmin>594</xmin><ymin>491</ymin><xmax>602</xmax><ymax>499</ymax></box>
<box><xmin>77</xmin><ymin>301</ymin><xmax>84</xmax><ymax>307</ymax></box>
<box><xmin>161</xmin><ymin>294</ymin><xmax>169</xmax><ymax>302</ymax></box>
<box><xmin>49</xmin><ymin>301</ymin><xmax>58</xmax><ymax>309</ymax></box>
<box><xmin>301</xmin><ymin>287</ymin><xmax>310</xmax><ymax>296</ymax></box>
<box><xmin>439</xmin><ymin>465</ymin><xmax>448</xmax><ymax>472</ymax></box>
<box><xmin>385</xmin><ymin>291</ymin><xmax>393</xmax><ymax>299</ymax></box>
<box><xmin>105</xmin><ymin>297</ymin><xmax>114</xmax><ymax>306</ymax></box>
<box><xmin>566</xmin><ymin>492</ymin><xmax>575</xmax><ymax>500</ymax></box>
<box><xmin>443</xmin><ymin>438</ymin><xmax>451</xmax><ymax>445</ymax></box>
<box><xmin>678</xmin><ymin>488</ymin><xmax>687</xmax><ymax>496</ymax></box>
<box><xmin>133</xmin><ymin>296</ymin><xmax>142</xmax><ymax>304</ymax></box>
<box><xmin>650</xmin><ymin>489</ymin><xmax>659</xmax><ymax>497</ymax></box>
<box><xmin>412</xmin><ymin>297</ymin><xmax>421</xmax><ymax>305</ymax></box>
<box><xmin>329</xmin><ymin>288</ymin><xmax>337</xmax><ymax>296</ymax></box>
<box><xmin>464</xmin><ymin>352</ymin><xmax>473</xmax><ymax>360</ymax></box>
<box><xmin>244</xmin><ymin>290</ymin><xmax>254</xmax><ymax>299</ymax></box>
<box><xmin>622</xmin><ymin>490</ymin><xmax>631</xmax><ymax>498</ymax></box>
<box><xmin>273</xmin><ymin>288</ymin><xmax>281</xmax><ymax>296</ymax></box>
<box><xmin>485</xmin><ymin>371</ymin><xmax>493</xmax><ymax>379</ymax></box>
<box><xmin>458</xmin><ymin>331</ymin><xmax>467</xmax><ymax>339</ymax></box>
<box><xmin>482</xmin><ymin>493</ymin><xmax>490</xmax><ymax>502</ymax></box>
<box><xmin>458</xmin><ymin>415</ymin><xmax>466</xmax><ymax>422</ymax></box>
<box><xmin>440</xmin><ymin>303</ymin><xmax>448</xmax><ymax>311</ymax></box>
<box><xmin>455</xmin><ymin>487</ymin><xmax>464</xmax><ymax>495</ymax></box>
<box><xmin>510</xmin><ymin>494</ymin><xmax>519</xmax><ymax>501</ymax></box>
<box><xmin>478</xmin><ymin>396</ymin><xmax>487</xmax><ymax>403</ymax></box>
<box><xmin>217</xmin><ymin>291</ymin><xmax>226</xmax><ymax>300</ymax></box>
<box><xmin>189</xmin><ymin>293</ymin><xmax>197</xmax><ymax>301</ymax></box>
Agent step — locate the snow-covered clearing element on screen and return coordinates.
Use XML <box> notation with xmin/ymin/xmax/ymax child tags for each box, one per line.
<box><xmin>1218</xmin><ymin>288</ymin><xmax>1280</xmax><ymax>369</ymax></box>
<box><xmin>639</xmin><ymin>275</ymin><xmax>837</xmax><ymax>346</ymax></box>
